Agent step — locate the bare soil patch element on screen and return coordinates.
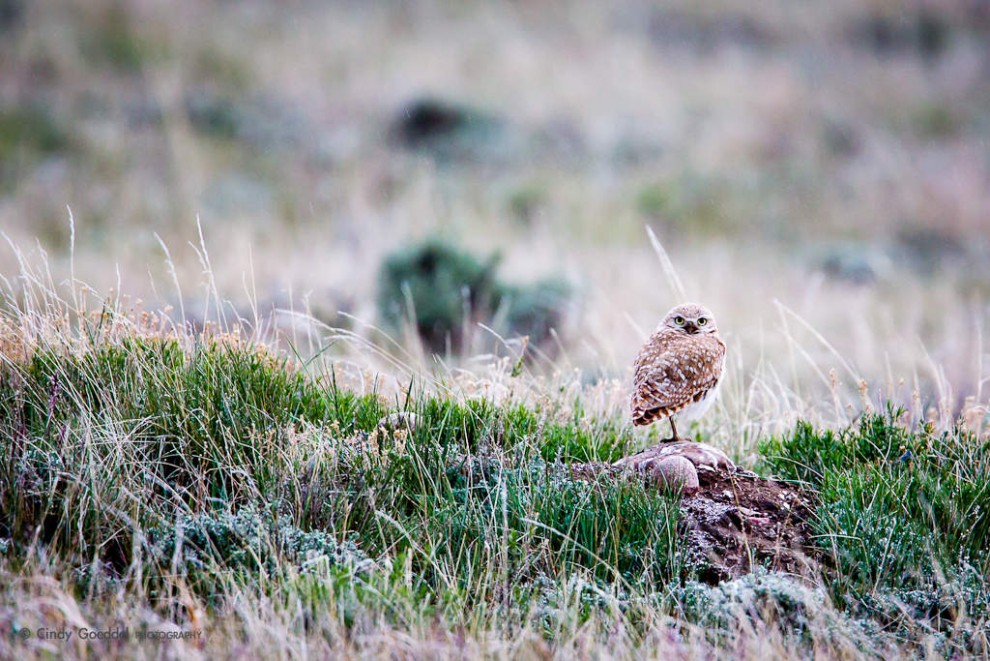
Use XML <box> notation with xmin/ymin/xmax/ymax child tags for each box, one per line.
<box><xmin>679</xmin><ymin>465</ymin><xmax>819</xmax><ymax>583</ymax></box>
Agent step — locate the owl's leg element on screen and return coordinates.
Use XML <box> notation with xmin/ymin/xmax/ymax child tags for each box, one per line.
<box><xmin>665</xmin><ymin>416</ymin><xmax>680</xmax><ymax>443</ymax></box>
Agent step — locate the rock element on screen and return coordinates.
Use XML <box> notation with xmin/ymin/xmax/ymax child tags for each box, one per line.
<box><xmin>613</xmin><ymin>440</ymin><xmax>736</xmax><ymax>473</ymax></box>
<box><xmin>612</xmin><ymin>452</ymin><xmax>701</xmax><ymax>494</ymax></box>
<box><xmin>636</xmin><ymin>455</ymin><xmax>699</xmax><ymax>495</ymax></box>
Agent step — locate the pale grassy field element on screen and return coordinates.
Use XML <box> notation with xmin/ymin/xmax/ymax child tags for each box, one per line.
<box><xmin>4</xmin><ymin>2</ymin><xmax>989</xmax><ymax>426</ymax></box>
<box><xmin>1</xmin><ymin>2</ymin><xmax>990</xmax><ymax>657</ymax></box>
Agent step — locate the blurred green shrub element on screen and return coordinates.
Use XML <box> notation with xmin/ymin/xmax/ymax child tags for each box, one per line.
<box><xmin>0</xmin><ymin>107</ymin><xmax>68</xmax><ymax>157</ymax></box>
<box><xmin>185</xmin><ymin>91</ymin><xmax>242</xmax><ymax>141</ymax></box>
<box><xmin>911</xmin><ymin>101</ymin><xmax>959</xmax><ymax>139</ymax></box>
<box><xmin>635</xmin><ymin>177</ymin><xmax>733</xmax><ymax>236</ymax></box>
<box><xmin>635</xmin><ymin>183</ymin><xmax>673</xmax><ymax>219</ymax></box>
<box><xmin>0</xmin><ymin>106</ymin><xmax>70</xmax><ymax>189</ymax></box>
<box><xmin>506</xmin><ymin>182</ymin><xmax>548</xmax><ymax>225</ymax></box>
<box><xmin>377</xmin><ymin>239</ymin><xmax>571</xmax><ymax>354</ymax></box>
<box><xmin>80</xmin><ymin>3</ymin><xmax>156</xmax><ymax>73</ymax></box>
<box><xmin>377</xmin><ymin>239</ymin><xmax>500</xmax><ymax>352</ymax></box>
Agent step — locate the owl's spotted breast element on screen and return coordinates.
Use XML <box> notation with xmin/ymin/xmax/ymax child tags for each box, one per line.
<box><xmin>630</xmin><ymin>326</ymin><xmax>726</xmax><ymax>428</ymax></box>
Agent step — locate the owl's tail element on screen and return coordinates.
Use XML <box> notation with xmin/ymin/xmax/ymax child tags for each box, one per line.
<box><xmin>632</xmin><ymin>406</ymin><xmax>670</xmax><ymax>427</ymax></box>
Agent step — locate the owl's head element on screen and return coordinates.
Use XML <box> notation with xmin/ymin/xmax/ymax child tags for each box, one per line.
<box><xmin>660</xmin><ymin>303</ymin><xmax>718</xmax><ymax>335</ymax></box>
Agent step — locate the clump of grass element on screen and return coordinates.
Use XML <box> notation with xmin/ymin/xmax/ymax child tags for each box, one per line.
<box><xmin>435</xmin><ymin>463</ymin><xmax>680</xmax><ymax>585</ymax></box>
<box><xmin>759</xmin><ymin>410</ymin><xmax>990</xmax><ymax>652</ymax></box>
<box><xmin>756</xmin><ymin>408</ymin><xmax>913</xmax><ymax>486</ymax></box>
<box><xmin>2</xmin><ymin>335</ymin><xmax>320</xmax><ymax>573</ymax></box>
<box><xmin>4</xmin><ymin>335</ymin><xmax>329</xmax><ymax>495</ymax></box>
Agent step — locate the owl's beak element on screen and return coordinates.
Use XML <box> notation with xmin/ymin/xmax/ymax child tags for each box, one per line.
<box><xmin>683</xmin><ymin>322</ymin><xmax>699</xmax><ymax>334</ymax></box>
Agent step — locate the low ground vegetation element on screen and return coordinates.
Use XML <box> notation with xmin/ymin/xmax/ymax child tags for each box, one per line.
<box><xmin>1</xmin><ymin>303</ymin><xmax>986</xmax><ymax>658</ymax></box>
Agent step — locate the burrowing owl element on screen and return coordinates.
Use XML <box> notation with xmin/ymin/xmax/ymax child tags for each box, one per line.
<box><xmin>630</xmin><ymin>303</ymin><xmax>725</xmax><ymax>442</ymax></box>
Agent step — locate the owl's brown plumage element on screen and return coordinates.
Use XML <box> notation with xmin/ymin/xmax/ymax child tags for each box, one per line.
<box><xmin>631</xmin><ymin>303</ymin><xmax>725</xmax><ymax>438</ymax></box>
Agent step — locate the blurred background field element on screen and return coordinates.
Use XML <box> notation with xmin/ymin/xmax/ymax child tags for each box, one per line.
<box><xmin>1</xmin><ymin>0</ymin><xmax>989</xmax><ymax>437</ymax></box>
<box><xmin>4</xmin><ymin>3</ymin><xmax>990</xmax><ymax>658</ymax></box>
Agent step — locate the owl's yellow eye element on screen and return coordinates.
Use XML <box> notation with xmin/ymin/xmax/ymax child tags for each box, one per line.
<box><xmin>674</xmin><ymin>316</ymin><xmax>685</xmax><ymax>325</ymax></box>
<box><xmin>697</xmin><ymin>317</ymin><xmax>707</xmax><ymax>326</ymax></box>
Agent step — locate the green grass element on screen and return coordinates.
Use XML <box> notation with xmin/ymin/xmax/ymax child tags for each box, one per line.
<box><xmin>758</xmin><ymin>410</ymin><xmax>990</xmax><ymax>651</ymax></box>
<box><xmin>0</xmin><ymin>331</ymin><xmax>661</xmax><ymax>588</ymax></box>
<box><xmin>1</xmin><ymin>324</ymin><xmax>988</xmax><ymax>658</ymax></box>
<box><xmin>758</xmin><ymin>410</ymin><xmax>990</xmax><ymax>582</ymax></box>
<box><xmin>0</xmin><ymin>105</ymin><xmax>71</xmax><ymax>191</ymax></box>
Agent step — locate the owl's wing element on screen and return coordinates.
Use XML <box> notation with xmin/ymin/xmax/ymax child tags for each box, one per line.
<box><xmin>631</xmin><ymin>333</ymin><xmax>725</xmax><ymax>426</ymax></box>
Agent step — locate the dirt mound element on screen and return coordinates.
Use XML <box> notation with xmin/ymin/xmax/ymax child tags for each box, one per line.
<box><xmin>574</xmin><ymin>441</ymin><xmax>820</xmax><ymax>584</ymax></box>
<box><xmin>679</xmin><ymin>466</ymin><xmax>818</xmax><ymax>583</ymax></box>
